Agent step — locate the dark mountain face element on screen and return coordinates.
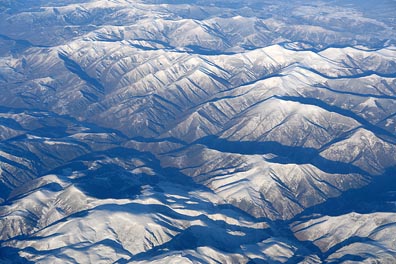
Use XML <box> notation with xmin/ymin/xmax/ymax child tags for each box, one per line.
<box><xmin>0</xmin><ymin>0</ymin><xmax>396</xmax><ymax>263</ymax></box>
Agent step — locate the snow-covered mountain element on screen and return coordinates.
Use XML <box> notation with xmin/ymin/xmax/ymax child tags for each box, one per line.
<box><xmin>1</xmin><ymin>0</ymin><xmax>396</xmax><ymax>263</ymax></box>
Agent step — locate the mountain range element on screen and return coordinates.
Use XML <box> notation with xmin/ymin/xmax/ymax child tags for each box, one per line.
<box><xmin>1</xmin><ymin>0</ymin><xmax>396</xmax><ymax>263</ymax></box>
